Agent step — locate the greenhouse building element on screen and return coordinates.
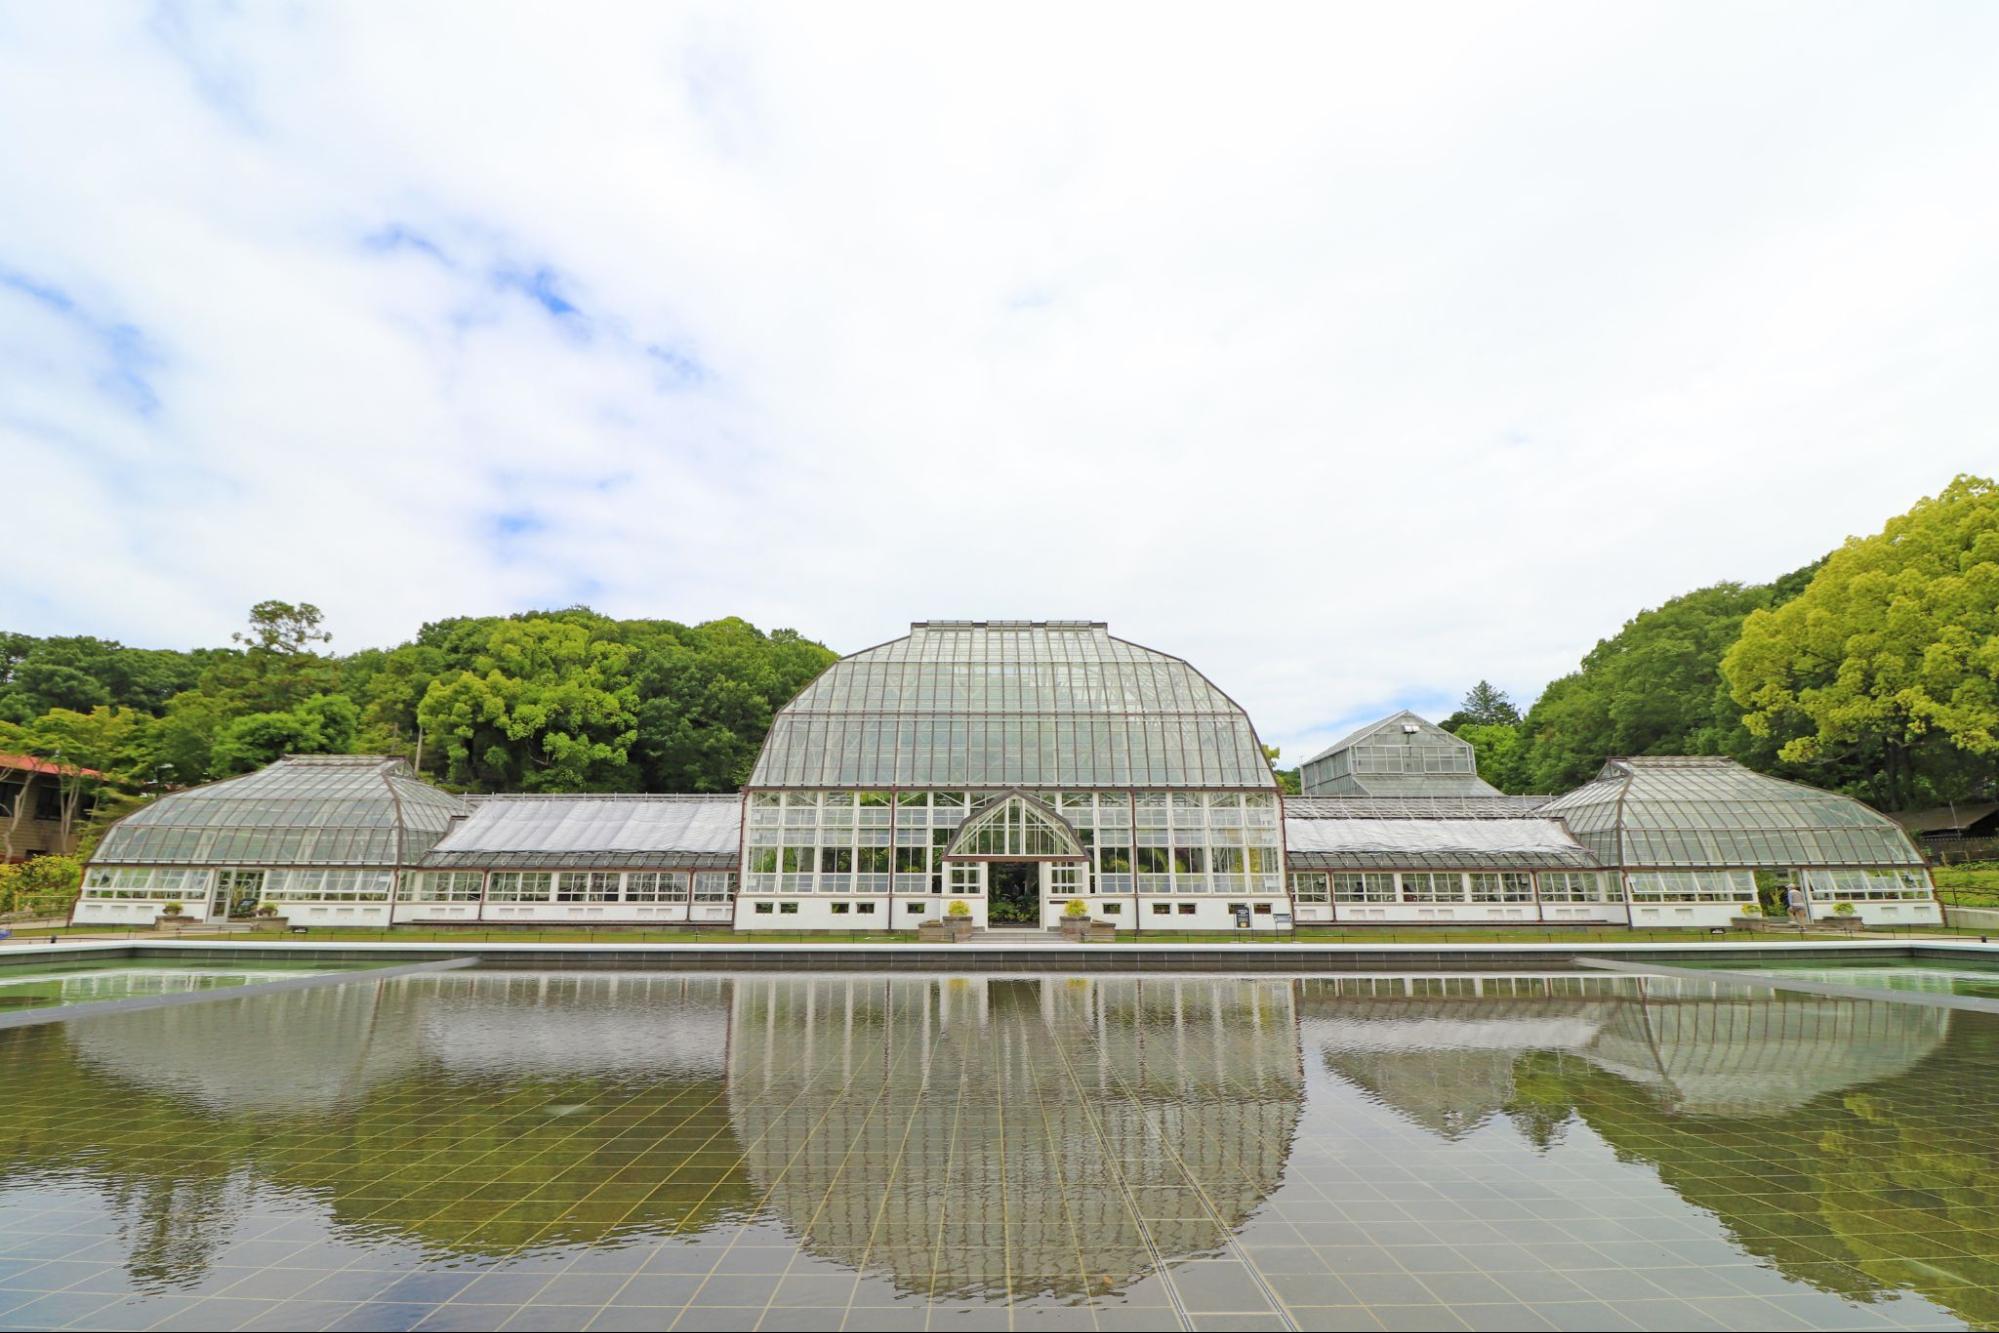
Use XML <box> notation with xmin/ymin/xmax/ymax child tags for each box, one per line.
<box><xmin>71</xmin><ymin>621</ymin><xmax>1941</xmax><ymax>932</ymax></box>
<box><xmin>1541</xmin><ymin>756</ymin><xmax>1938</xmax><ymax>927</ymax></box>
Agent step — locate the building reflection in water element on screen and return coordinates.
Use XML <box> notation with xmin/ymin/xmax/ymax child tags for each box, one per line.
<box><xmin>725</xmin><ymin>975</ymin><xmax>1304</xmax><ymax>1301</ymax></box>
<box><xmin>0</xmin><ymin>971</ymin><xmax>1995</xmax><ymax>1327</ymax></box>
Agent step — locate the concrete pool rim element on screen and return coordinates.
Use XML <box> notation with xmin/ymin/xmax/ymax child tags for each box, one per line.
<box><xmin>3</xmin><ymin>935</ymin><xmax>1995</xmax><ymax>975</ymax></box>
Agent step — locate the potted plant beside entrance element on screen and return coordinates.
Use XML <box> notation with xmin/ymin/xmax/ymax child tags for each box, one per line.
<box><xmin>945</xmin><ymin>898</ymin><xmax>975</xmax><ymax>941</ymax></box>
<box><xmin>154</xmin><ymin>899</ymin><xmax>196</xmax><ymax>929</ymax></box>
<box><xmin>1832</xmin><ymin>900</ymin><xmax>1860</xmax><ymax>931</ymax></box>
<box><xmin>1059</xmin><ymin>898</ymin><xmax>1090</xmax><ymax>941</ymax></box>
<box><xmin>251</xmin><ymin>901</ymin><xmax>288</xmax><ymax>932</ymax></box>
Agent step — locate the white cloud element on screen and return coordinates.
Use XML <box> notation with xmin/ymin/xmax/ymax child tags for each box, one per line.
<box><xmin>2</xmin><ymin>1</ymin><xmax>1995</xmax><ymax>762</ymax></box>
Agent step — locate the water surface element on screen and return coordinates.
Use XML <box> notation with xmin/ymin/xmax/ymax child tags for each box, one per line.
<box><xmin>0</xmin><ymin>960</ymin><xmax>355</xmax><ymax>1015</ymax></box>
<box><xmin>1</xmin><ymin>970</ymin><xmax>1995</xmax><ymax>1330</ymax></box>
<box><xmin>1684</xmin><ymin>955</ymin><xmax>1999</xmax><ymax>1002</ymax></box>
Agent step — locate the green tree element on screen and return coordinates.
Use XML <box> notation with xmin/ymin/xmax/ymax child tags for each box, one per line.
<box><xmin>1441</xmin><ymin>680</ymin><xmax>1521</xmax><ymax>731</ymax></box>
<box><xmin>1454</xmin><ymin>720</ymin><xmax>1530</xmax><ymax>792</ymax></box>
<box><xmin>1512</xmin><ymin>571</ymin><xmax>1818</xmax><ymax>793</ymax></box>
<box><xmin>1262</xmin><ymin>744</ymin><xmax>1300</xmax><ymax>796</ymax></box>
<box><xmin>207</xmin><ymin>694</ymin><xmax>361</xmax><ymax>774</ymax></box>
<box><xmin>1724</xmin><ymin>475</ymin><xmax>1999</xmax><ymax>808</ymax></box>
<box><xmin>417</xmin><ymin>612</ymin><xmax>641</xmax><ymax>791</ymax></box>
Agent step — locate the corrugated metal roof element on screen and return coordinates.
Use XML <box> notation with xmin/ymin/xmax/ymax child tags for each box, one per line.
<box><xmin>421</xmin><ymin>794</ymin><xmax>742</xmax><ymax>870</ymax></box>
<box><xmin>1283</xmin><ymin>815</ymin><xmax>1601</xmax><ymax>870</ymax></box>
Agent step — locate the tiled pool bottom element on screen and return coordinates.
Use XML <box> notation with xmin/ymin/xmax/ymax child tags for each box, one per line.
<box><xmin>1</xmin><ymin>973</ymin><xmax>1995</xmax><ymax>1332</ymax></box>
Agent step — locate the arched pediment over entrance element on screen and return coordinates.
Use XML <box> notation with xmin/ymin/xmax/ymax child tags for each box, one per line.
<box><xmin>942</xmin><ymin>790</ymin><xmax>1087</xmax><ymax>860</ymax></box>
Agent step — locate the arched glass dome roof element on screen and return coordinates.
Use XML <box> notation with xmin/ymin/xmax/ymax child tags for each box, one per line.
<box><xmin>93</xmin><ymin>755</ymin><xmax>471</xmax><ymax>866</ymax></box>
<box><xmin>1541</xmin><ymin>756</ymin><xmax>1923</xmax><ymax>868</ymax></box>
<box><xmin>748</xmin><ymin>621</ymin><xmax>1276</xmax><ymax>789</ymax></box>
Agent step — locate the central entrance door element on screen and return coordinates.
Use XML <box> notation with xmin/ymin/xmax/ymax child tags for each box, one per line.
<box><xmin>987</xmin><ymin>862</ymin><xmax>1040</xmax><ymax>927</ymax></box>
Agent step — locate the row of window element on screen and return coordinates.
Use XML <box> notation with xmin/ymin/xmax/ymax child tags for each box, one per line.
<box><xmin>263</xmin><ymin>869</ymin><xmax>396</xmax><ymax>903</ymax></box>
<box><xmin>0</xmin><ymin>781</ymin><xmax>72</xmax><ymax>822</ymax></box>
<box><xmin>1623</xmin><ymin>869</ymin><xmax>1758</xmax><ymax>902</ymax></box>
<box><xmin>1287</xmin><ymin>870</ymin><xmax>1555</xmax><ymax>904</ymax></box>
<box><xmin>407</xmin><ymin>870</ymin><xmax>740</xmax><ymax>904</ymax></box>
<box><xmin>1799</xmin><ymin>868</ymin><xmax>1933</xmax><ymax>902</ymax></box>
<box><xmin>1287</xmin><ymin>870</ymin><xmax>1612</xmax><ymax>905</ymax></box>
<box><xmin>80</xmin><ymin>867</ymin><xmax>213</xmax><ymax>900</ymax></box>
<box><xmin>749</xmin><ymin>789</ymin><xmax>1280</xmax><ymax>827</ymax></box>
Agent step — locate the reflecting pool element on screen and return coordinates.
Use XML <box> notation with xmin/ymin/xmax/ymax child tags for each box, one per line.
<box><xmin>1</xmin><ymin>971</ymin><xmax>1996</xmax><ymax>1330</ymax></box>
<box><xmin>0</xmin><ymin>960</ymin><xmax>357</xmax><ymax>1015</ymax></box>
<box><xmin>1684</xmin><ymin>956</ymin><xmax>1999</xmax><ymax>1002</ymax></box>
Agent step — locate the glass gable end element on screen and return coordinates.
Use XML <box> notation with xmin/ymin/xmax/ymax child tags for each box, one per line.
<box><xmin>1541</xmin><ymin>756</ymin><xmax>1925</xmax><ymax>868</ymax></box>
<box><xmin>748</xmin><ymin>622</ymin><xmax>1277</xmax><ymax>789</ymax></box>
<box><xmin>944</xmin><ymin>792</ymin><xmax>1088</xmax><ymax>859</ymax></box>
<box><xmin>92</xmin><ymin>755</ymin><xmax>472</xmax><ymax>866</ymax></box>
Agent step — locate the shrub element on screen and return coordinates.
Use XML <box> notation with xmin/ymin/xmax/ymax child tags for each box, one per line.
<box><xmin>160</xmin><ymin>900</ymin><xmax>185</xmax><ymax>917</ymax></box>
<box><xmin>1833</xmin><ymin>901</ymin><xmax>1857</xmax><ymax>916</ymax></box>
<box><xmin>946</xmin><ymin>900</ymin><xmax>970</xmax><ymax>918</ymax></box>
<box><xmin>1063</xmin><ymin>898</ymin><xmax>1089</xmax><ymax>918</ymax></box>
<box><xmin>0</xmin><ymin>854</ymin><xmax>84</xmax><ymax>918</ymax></box>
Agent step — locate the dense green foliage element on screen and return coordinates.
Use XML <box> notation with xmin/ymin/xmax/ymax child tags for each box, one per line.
<box><xmin>0</xmin><ymin>853</ymin><xmax>84</xmax><ymax>917</ymax></box>
<box><xmin>1725</xmin><ymin>475</ymin><xmax>1999</xmax><ymax>808</ymax></box>
<box><xmin>0</xmin><ymin>604</ymin><xmax>835</xmax><ymax>809</ymax></box>
<box><xmin>1441</xmin><ymin>476</ymin><xmax>1997</xmax><ymax>807</ymax></box>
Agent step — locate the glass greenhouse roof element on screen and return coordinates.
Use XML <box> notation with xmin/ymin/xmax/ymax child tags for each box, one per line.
<box><xmin>748</xmin><ymin>621</ymin><xmax>1277</xmax><ymax>790</ymax></box>
<box><xmin>1283</xmin><ymin>814</ymin><xmax>1601</xmax><ymax>870</ymax></box>
<box><xmin>93</xmin><ymin>755</ymin><xmax>471</xmax><ymax>867</ymax></box>
<box><xmin>1540</xmin><ymin>756</ymin><xmax>1925</xmax><ymax>869</ymax></box>
<box><xmin>422</xmin><ymin>795</ymin><xmax>742</xmax><ymax>870</ymax></box>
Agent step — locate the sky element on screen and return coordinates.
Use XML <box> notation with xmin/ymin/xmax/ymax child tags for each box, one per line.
<box><xmin>2</xmin><ymin>2</ymin><xmax>1996</xmax><ymax>764</ymax></box>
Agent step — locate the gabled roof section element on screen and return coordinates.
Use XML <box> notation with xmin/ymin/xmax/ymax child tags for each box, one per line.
<box><xmin>1542</xmin><ymin>756</ymin><xmax>1924</xmax><ymax>868</ymax></box>
<box><xmin>91</xmin><ymin>754</ymin><xmax>472</xmax><ymax>867</ymax></box>
<box><xmin>421</xmin><ymin>794</ymin><xmax>743</xmax><ymax>870</ymax></box>
<box><xmin>1890</xmin><ymin>802</ymin><xmax>1999</xmax><ymax>836</ymax></box>
<box><xmin>942</xmin><ymin>790</ymin><xmax>1087</xmax><ymax>859</ymax></box>
<box><xmin>1299</xmin><ymin>710</ymin><xmax>1500</xmax><ymax>798</ymax></box>
<box><xmin>749</xmin><ymin>621</ymin><xmax>1276</xmax><ymax>789</ymax></box>
<box><xmin>1303</xmin><ymin>710</ymin><xmax>1432</xmax><ymax>767</ymax></box>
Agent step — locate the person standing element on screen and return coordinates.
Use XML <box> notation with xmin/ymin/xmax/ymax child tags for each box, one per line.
<box><xmin>1786</xmin><ymin>883</ymin><xmax>1809</xmax><ymax>928</ymax></box>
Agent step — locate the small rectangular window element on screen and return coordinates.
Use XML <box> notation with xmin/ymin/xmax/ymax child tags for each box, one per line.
<box><xmin>831</xmin><ymin>902</ymin><xmax>850</xmax><ymax>914</ymax></box>
<box><xmin>753</xmin><ymin>902</ymin><xmax>774</xmax><ymax>915</ymax></box>
<box><xmin>779</xmin><ymin>901</ymin><xmax>799</xmax><ymax>915</ymax></box>
<box><xmin>1152</xmin><ymin>903</ymin><xmax>1171</xmax><ymax>915</ymax></box>
<box><xmin>1178</xmin><ymin>903</ymin><xmax>1197</xmax><ymax>915</ymax></box>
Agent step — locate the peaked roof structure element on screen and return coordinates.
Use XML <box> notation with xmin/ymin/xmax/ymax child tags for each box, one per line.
<box><xmin>748</xmin><ymin>621</ymin><xmax>1276</xmax><ymax>789</ymax></box>
<box><xmin>1298</xmin><ymin>710</ymin><xmax>1502</xmax><ymax>798</ymax></box>
<box><xmin>941</xmin><ymin>790</ymin><xmax>1087</xmax><ymax>859</ymax></box>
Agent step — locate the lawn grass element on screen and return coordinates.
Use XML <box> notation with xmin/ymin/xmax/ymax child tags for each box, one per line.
<box><xmin>1933</xmin><ymin>866</ymin><xmax>1999</xmax><ymax>908</ymax></box>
